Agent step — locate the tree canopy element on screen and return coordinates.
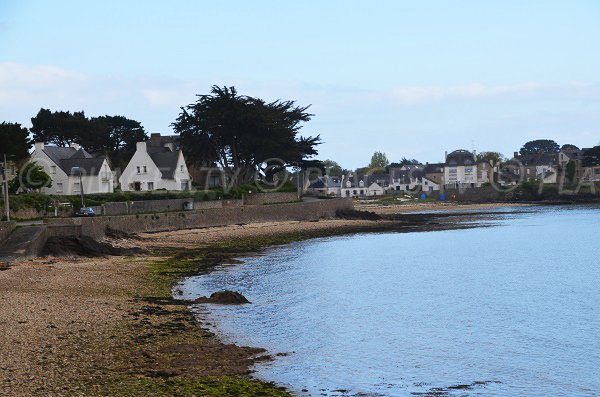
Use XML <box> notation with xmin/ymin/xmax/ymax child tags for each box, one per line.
<box><xmin>369</xmin><ymin>151</ymin><xmax>389</xmax><ymax>169</ymax></box>
<box><xmin>9</xmin><ymin>162</ymin><xmax>52</xmax><ymax>193</ymax></box>
<box><xmin>0</xmin><ymin>122</ymin><xmax>32</xmax><ymax>161</ymax></box>
<box><xmin>561</xmin><ymin>144</ymin><xmax>580</xmax><ymax>152</ymax></box>
<box><xmin>89</xmin><ymin>116</ymin><xmax>147</xmax><ymax>169</ymax></box>
<box><xmin>476</xmin><ymin>151</ymin><xmax>505</xmax><ymax>164</ymax></box>
<box><xmin>172</xmin><ymin>86</ymin><xmax>322</xmax><ymax>186</ymax></box>
<box><xmin>31</xmin><ymin>108</ymin><xmax>89</xmax><ymax>147</ymax></box>
<box><xmin>389</xmin><ymin>157</ymin><xmax>420</xmax><ymax>168</ymax></box>
<box><xmin>322</xmin><ymin>159</ymin><xmax>343</xmax><ymax>176</ymax></box>
<box><xmin>30</xmin><ymin>108</ymin><xmax>147</xmax><ymax>168</ymax></box>
<box><xmin>519</xmin><ymin>139</ymin><xmax>560</xmax><ymax>155</ymax></box>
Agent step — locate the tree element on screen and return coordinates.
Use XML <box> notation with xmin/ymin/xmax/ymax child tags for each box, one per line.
<box><xmin>9</xmin><ymin>162</ymin><xmax>52</xmax><ymax>193</ymax></box>
<box><xmin>476</xmin><ymin>151</ymin><xmax>505</xmax><ymax>164</ymax></box>
<box><xmin>322</xmin><ymin>159</ymin><xmax>343</xmax><ymax>176</ymax></box>
<box><xmin>30</xmin><ymin>108</ymin><xmax>89</xmax><ymax>147</ymax></box>
<box><xmin>0</xmin><ymin>122</ymin><xmax>32</xmax><ymax>161</ymax></box>
<box><xmin>172</xmin><ymin>85</ymin><xmax>322</xmax><ymax>186</ymax></box>
<box><xmin>369</xmin><ymin>151</ymin><xmax>389</xmax><ymax>169</ymax></box>
<box><xmin>519</xmin><ymin>139</ymin><xmax>560</xmax><ymax>155</ymax></box>
<box><xmin>30</xmin><ymin>108</ymin><xmax>147</xmax><ymax>168</ymax></box>
<box><xmin>561</xmin><ymin>144</ymin><xmax>579</xmax><ymax>152</ymax></box>
<box><xmin>90</xmin><ymin>115</ymin><xmax>147</xmax><ymax>169</ymax></box>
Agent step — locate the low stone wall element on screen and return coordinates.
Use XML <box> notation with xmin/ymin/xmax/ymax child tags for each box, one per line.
<box><xmin>244</xmin><ymin>192</ymin><xmax>298</xmax><ymax>205</ymax></box>
<box><xmin>193</xmin><ymin>200</ymin><xmax>223</xmax><ymax>210</ymax></box>
<box><xmin>103</xmin><ymin>202</ymin><xmax>128</xmax><ymax>215</ymax></box>
<box><xmin>0</xmin><ymin>221</ymin><xmax>16</xmax><ymax>244</ymax></box>
<box><xmin>129</xmin><ymin>198</ymin><xmax>190</xmax><ymax>214</ymax></box>
<box><xmin>46</xmin><ymin>198</ymin><xmax>354</xmax><ymax>240</ymax></box>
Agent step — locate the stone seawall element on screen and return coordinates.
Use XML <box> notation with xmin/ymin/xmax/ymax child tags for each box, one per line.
<box><xmin>46</xmin><ymin>199</ymin><xmax>354</xmax><ymax>239</ymax></box>
<box><xmin>244</xmin><ymin>192</ymin><xmax>298</xmax><ymax>205</ymax></box>
<box><xmin>0</xmin><ymin>221</ymin><xmax>16</xmax><ymax>244</ymax></box>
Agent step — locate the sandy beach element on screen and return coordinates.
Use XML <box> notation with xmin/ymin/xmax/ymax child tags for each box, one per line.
<box><xmin>0</xmin><ymin>203</ymin><xmax>518</xmax><ymax>396</ymax></box>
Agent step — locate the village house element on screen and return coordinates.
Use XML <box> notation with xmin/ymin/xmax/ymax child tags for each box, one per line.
<box><xmin>390</xmin><ymin>166</ymin><xmax>423</xmax><ymax>193</ymax></box>
<box><xmin>30</xmin><ymin>142</ymin><xmax>113</xmax><ymax>195</ymax></box>
<box><xmin>119</xmin><ymin>133</ymin><xmax>191</xmax><ymax>191</ymax></box>
<box><xmin>307</xmin><ymin>175</ymin><xmax>342</xmax><ymax>196</ymax></box>
<box><xmin>511</xmin><ymin>152</ymin><xmax>559</xmax><ymax>184</ymax></box>
<box><xmin>444</xmin><ymin>149</ymin><xmax>482</xmax><ymax>189</ymax></box>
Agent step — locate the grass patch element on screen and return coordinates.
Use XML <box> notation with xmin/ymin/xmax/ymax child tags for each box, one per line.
<box><xmin>82</xmin><ymin>376</ymin><xmax>291</xmax><ymax>397</ymax></box>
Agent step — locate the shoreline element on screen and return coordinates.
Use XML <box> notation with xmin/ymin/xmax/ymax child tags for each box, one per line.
<box><xmin>0</xmin><ymin>204</ymin><xmax>527</xmax><ymax>396</ymax></box>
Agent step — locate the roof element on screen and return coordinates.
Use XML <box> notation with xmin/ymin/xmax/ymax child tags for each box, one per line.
<box><xmin>392</xmin><ymin>168</ymin><xmax>423</xmax><ymax>184</ymax></box>
<box><xmin>308</xmin><ymin>175</ymin><xmax>341</xmax><ymax>189</ymax></box>
<box><xmin>424</xmin><ymin>163</ymin><xmax>444</xmax><ymax>174</ymax></box>
<box><xmin>147</xmin><ymin>143</ymin><xmax>181</xmax><ymax>179</ymax></box>
<box><xmin>43</xmin><ymin>146</ymin><xmax>106</xmax><ymax>176</ymax></box>
<box><xmin>446</xmin><ymin>150</ymin><xmax>475</xmax><ymax>166</ymax></box>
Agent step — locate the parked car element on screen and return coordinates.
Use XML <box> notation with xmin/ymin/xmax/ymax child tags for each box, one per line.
<box><xmin>75</xmin><ymin>207</ymin><xmax>96</xmax><ymax>217</ymax></box>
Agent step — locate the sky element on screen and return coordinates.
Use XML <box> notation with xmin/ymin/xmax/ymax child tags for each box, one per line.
<box><xmin>1</xmin><ymin>0</ymin><xmax>599</xmax><ymax>168</ymax></box>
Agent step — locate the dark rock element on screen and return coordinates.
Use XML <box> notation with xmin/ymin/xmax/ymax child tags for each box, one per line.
<box><xmin>336</xmin><ymin>209</ymin><xmax>381</xmax><ymax>220</ymax></box>
<box><xmin>194</xmin><ymin>290</ymin><xmax>251</xmax><ymax>305</ymax></box>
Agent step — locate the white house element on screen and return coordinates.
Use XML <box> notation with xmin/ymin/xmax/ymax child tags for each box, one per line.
<box><xmin>30</xmin><ymin>142</ymin><xmax>113</xmax><ymax>195</ymax></box>
<box><xmin>444</xmin><ymin>149</ymin><xmax>481</xmax><ymax>189</ymax></box>
<box><xmin>119</xmin><ymin>133</ymin><xmax>191</xmax><ymax>191</ymax></box>
<box><xmin>307</xmin><ymin>175</ymin><xmax>342</xmax><ymax>196</ymax></box>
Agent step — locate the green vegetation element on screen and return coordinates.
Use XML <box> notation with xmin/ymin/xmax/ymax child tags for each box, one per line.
<box><xmin>173</xmin><ymin>85</ymin><xmax>322</xmax><ymax>187</ymax></box>
<box><xmin>84</xmin><ymin>376</ymin><xmax>291</xmax><ymax>397</ymax></box>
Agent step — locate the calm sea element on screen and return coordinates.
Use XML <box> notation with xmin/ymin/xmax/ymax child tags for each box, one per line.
<box><xmin>177</xmin><ymin>206</ymin><xmax>600</xmax><ymax>396</ymax></box>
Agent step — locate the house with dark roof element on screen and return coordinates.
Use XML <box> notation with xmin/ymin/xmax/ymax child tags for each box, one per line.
<box><xmin>510</xmin><ymin>151</ymin><xmax>559</xmax><ymax>184</ymax></box>
<box><xmin>119</xmin><ymin>133</ymin><xmax>191</xmax><ymax>191</ymax></box>
<box><xmin>444</xmin><ymin>149</ymin><xmax>483</xmax><ymax>188</ymax></box>
<box><xmin>307</xmin><ymin>175</ymin><xmax>342</xmax><ymax>196</ymax></box>
<box><xmin>30</xmin><ymin>142</ymin><xmax>113</xmax><ymax>195</ymax></box>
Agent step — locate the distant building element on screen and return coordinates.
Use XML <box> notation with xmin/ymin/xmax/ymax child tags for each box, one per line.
<box><xmin>30</xmin><ymin>142</ymin><xmax>113</xmax><ymax>195</ymax></box>
<box><xmin>510</xmin><ymin>151</ymin><xmax>559</xmax><ymax>184</ymax></box>
<box><xmin>444</xmin><ymin>149</ymin><xmax>481</xmax><ymax>188</ymax></box>
<box><xmin>119</xmin><ymin>133</ymin><xmax>191</xmax><ymax>191</ymax></box>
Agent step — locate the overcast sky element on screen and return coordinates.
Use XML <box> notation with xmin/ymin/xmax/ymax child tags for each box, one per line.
<box><xmin>1</xmin><ymin>0</ymin><xmax>599</xmax><ymax>168</ymax></box>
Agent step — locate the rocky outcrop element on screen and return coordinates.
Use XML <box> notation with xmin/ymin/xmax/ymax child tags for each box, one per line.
<box><xmin>194</xmin><ymin>291</ymin><xmax>251</xmax><ymax>305</ymax></box>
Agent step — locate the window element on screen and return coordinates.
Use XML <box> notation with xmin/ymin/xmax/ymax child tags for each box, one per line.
<box><xmin>143</xmin><ymin>166</ymin><xmax>147</xmax><ymax>173</ymax></box>
<box><xmin>50</xmin><ymin>165</ymin><xmax>56</xmax><ymax>174</ymax></box>
<box><xmin>147</xmin><ymin>182</ymin><xmax>154</xmax><ymax>190</ymax></box>
<box><xmin>56</xmin><ymin>183</ymin><xmax>63</xmax><ymax>193</ymax></box>
<box><xmin>180</xmin><ymin>165</ymin><xmax>184</xmax><ymax>172</ymax></box>
<box><xmin>73</xmin><ymin>182</ymin><xmax>80</xmax><ymax>193</ymax></box>
<box><xmin>137</xmin><ymin>166</ymin><xmax>141</xmax><ymax>174</ymax></box>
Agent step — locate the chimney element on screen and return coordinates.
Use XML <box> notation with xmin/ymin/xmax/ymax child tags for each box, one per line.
<box><xmin>70</xmin><ymin>143</ymin><xmax>80</xmax><ymax>150</ymax></box>
<box><xmin>150</xmin><ymin>133</ymin><xmax>162</xmax><ymax>147</ymax></box>
<box><xmin>444</xmin><ymin>151</ymin><xmax>448</xmax><ymax>161</ymax></box>
<box><xmin>136</xmin><ymin>141</ymin><xmax>146</xmax><ymax>151</ymax></box>
<box><xmin>34</xmin><ymin>142</ymin><xmax>44</xmax><ymax>152</ymax></box>
<box><xmin>473</xmin><ymin>150</ymin><xmax>477</xmax><ymax>159</ymax></box>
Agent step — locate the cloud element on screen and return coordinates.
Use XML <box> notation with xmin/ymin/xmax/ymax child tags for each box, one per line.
<box><xmin>387</xmin><ymin>83</ymin><xmax>545</xmax><ymax>104</ymax></box>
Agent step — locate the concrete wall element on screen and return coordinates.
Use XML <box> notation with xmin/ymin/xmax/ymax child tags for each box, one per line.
<box><xmin>0</xmin><ymin>221</ymin><xmax>16</xmax><ymax>243</ymax></box>
<box><xmin>244</xmin><ymin>192</ymin><xmax>298</xmax><ymax>205</ymax></box>
<box><xmin>46</xmin><ymin>198</ymin><xmax>354</xmax><ymax>240</ymax></box>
